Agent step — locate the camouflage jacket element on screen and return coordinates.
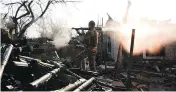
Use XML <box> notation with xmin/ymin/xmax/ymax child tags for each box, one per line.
<box><xmin>83</xmin><ymin>29</ymin><xmax>98</xmax><ymax>49</ymax></box>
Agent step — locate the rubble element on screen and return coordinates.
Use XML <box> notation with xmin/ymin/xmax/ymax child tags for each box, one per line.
<box><xmin>1</xmin><ymin>27</ymin><xmax>176</xmax><ymax>91</ymax></box>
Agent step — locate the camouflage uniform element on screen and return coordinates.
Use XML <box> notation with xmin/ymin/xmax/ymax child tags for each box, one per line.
<box><xmin>84</xmin><ymin>29</ymin><xmax>98</xmax><ymax>71</ymax></box>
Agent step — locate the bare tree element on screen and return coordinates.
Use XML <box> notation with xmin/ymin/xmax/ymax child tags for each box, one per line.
<box><xmin>36</xmin><ymin>17</ymin><xmax>66</xmax><ymax>39</ymax></box>
<box><xmin>2</xmin><ymin>0</ymin><xmax>69</xmax><ymax>38</ymax></box>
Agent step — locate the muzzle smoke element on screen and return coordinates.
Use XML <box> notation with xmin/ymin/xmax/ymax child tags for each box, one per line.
<box><xmin>104</xmin><ymin>19</ymin><xmax>176</xmax><ymax>55</ymax></box>
<box><xmin>51</xmin><ymin>28</ymin><xmax>71</xmax><ymax>49</ymax></box>
<box><xmin>29</xmin><ymin>19</ymin><xmax>71</xmax><ymax>49</ymax></box>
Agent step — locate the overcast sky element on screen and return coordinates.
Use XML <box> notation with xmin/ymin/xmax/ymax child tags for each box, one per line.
<box><xmin>50</xmin><ymin>0</ymin><xmax>176</xmax><ymax>26</ymax></box>
<box><xmin>1</xmin><ymin>0</ymin><xmax>176</xmax><ymax>37</ymax></box>
<box><xmin>1</xmin><ymin>0</ymin><xmax>176</xmax><ymax>26</ymax></box>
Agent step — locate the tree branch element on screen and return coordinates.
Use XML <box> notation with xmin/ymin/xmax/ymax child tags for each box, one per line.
<box><xmin>16</xmin><ymin>2</ymin><xmax>30</xmax><ymax>20</ymax></box>
<box><xmin>18</xmin><ymin>0</ymin><xmax>52</xmax><ymax>38</ymax></box>
<box><xmin>27</xmin><ymin>0</ymin><xmax>34</xmax><ymax>19</ymax></box>
<box><xmin>39</xmin><ymin>0</ymin><xmax>51</xmax><ymax>18</ymax></box>
<box><xmin>36</xmin><ymin>1</ymin><xmax>43</xmax><ymax>13</ymax></box>
<box><xmin>3</xmin><ymin>13</ymin><xmax>8</xmax><ymax>19</ymax></box>
<box><xmin>3</xmin><ymin>2</ymin><xmax>21</xmax><ymax>6</ymax></box>
<box><xmin>15</xmin><ymin>1</ymin><xmax>27</xmax><ymax>18</ymax></box>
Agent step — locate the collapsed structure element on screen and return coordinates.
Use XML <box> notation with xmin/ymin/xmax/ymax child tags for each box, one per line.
<box><xmin>1</xmin><ymin>21</ymin><xmax>176</xmax><ymax>91</ymax></box>
<box><xmin>1</xmin><ymin>0</ymin><xmax>176</xmax><ymax>90</ymax></box>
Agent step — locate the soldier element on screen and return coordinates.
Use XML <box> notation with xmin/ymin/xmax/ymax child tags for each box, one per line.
<box><xmin>84</xmin><ymin>20</ymin><xmax>99</xmax><ymax>72</ymax></box>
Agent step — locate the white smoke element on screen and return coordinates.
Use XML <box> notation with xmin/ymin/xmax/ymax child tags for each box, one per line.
<box><xmin>104</xmin><ymin>19</ymin><xmax>176</xmax><ymax>55</ymax></box>
<box><xmin>51</xmin><ymin>28</ymin><xmax>71</xmax><ymax>49</ymax></box>
<box><xmin>26</xmin><ymin>17</ymin><xmax>72</xmax><ymax>49</ymax></box>
<box><xmin>47</xmin><ymin>20</ymin><xmax>71</xmax><ymax>49</ymax></box>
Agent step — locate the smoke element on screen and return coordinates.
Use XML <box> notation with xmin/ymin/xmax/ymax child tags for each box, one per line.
<box><xmin>104</xmin><ymin>19</ymin><xmax>176</xmax><ymax>55</ymax></box>
<box><xmin>48</xmin><ymin>21</ymin><xmax>71</xmax><ymax>49</ymax></box>
<box><xmin>28</xmin><ymin>18</ymin><xmax>72</xmax><ymax>49</ymax></box>
<box><xmin>38</xmin><ymin>26</ymin><xmax>71</xmax><ymax>49</ymax></box>
<box><xmin>51</xmin><ymin>28</ymin><xmax>71</xmax><ymax>49</ymax></box>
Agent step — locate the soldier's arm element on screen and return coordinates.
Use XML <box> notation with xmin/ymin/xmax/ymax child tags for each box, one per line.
<box><xmin>91</xmin><ymin>31</ymin><xmax>98</xmax><ymax>52</ymax></box>
<box><xmin>94</xmin><ymin>31</ymin><xmax>99</xmax><ymax>47</ymax></box>
<box><xmin>96</xmin><ymin>31</ymin><xmax>99</xmax><ymax>46</ymax></box>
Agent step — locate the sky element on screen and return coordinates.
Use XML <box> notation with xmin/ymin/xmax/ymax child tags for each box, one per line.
<box><xmin>1</xmin><ymin>0</ymin><xmax>176</xmax><ymax>37</ymax></box>
<box><xmin>48</xmin><ymin>0</ymin><xmax>176</xmax><ymax>26</ymax></box>
<box><xmin>1</xmin><ymin>0</ymin><xmax>176</xmax><ymax>26</ymax></box>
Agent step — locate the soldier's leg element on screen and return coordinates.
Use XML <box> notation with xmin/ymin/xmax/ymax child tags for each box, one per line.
<box><xmin>92</xmin><ymin>55</ymin><xmax>96</xmax><ymax>71</ymax></box>
<box><xmin>88</xmin><ymin>55</ymin><xmax>92</xmax><ymax>71</ymax></box>
<box><xmin>81</xmin><ymin>51</ymin><xmax>88</xmax><ymax>70</ymax></box>
<box><xmin>81</xmin><ymin>57</ymin><xmax>86</xmax><ymax>70</ymax></box>
<box><xmin>76</xmin><ymin>56</ymin><xmax>82</xmax><ymax>69</ymax></box>
<box><xmin>88</xmin><ymin>54</ymin><xmax>96</xmax><ymax>72</ymax></box>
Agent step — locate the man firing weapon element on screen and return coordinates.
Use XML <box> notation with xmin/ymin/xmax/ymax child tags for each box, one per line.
<box><xmin>72</xmin><ymin>21</ymin><xmax>99</xmax><ymax>71</ymax></box>
<box><xmin>83</xmin><ymin>20</ymin><xmax>99</xmax><ymax>72</ymax></box>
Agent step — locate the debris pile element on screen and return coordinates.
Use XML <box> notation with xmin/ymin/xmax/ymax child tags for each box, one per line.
<box><xmin>1</xmin><ymin>27</ymin><xmax>176</xmax><ymax>91</ymax></box>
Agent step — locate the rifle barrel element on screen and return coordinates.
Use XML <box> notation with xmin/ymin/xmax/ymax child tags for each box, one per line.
<box><xmin>72</xmin><ymin>27</ymin><xmax>102</xmax><ymax>30</ymax></box>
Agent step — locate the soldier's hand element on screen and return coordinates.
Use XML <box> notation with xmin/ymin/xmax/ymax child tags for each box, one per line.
<box><xmin>92</xmin><ymin>47</ymin><xmax>97</xmax><ymax>53</ymax></box>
